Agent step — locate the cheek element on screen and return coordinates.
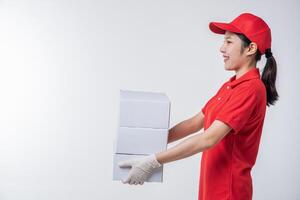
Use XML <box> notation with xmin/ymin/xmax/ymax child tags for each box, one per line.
<box><xmin>228</xmin><ymin>44</ymin><xmax>241</xmax><ymax>55</ymax></box>
<box><xmin>229</xmin><ymin>48</ymin><xmax>242</xmax><ymax>63</ymax></box>
<box><xmin>224</xmin><ymin>55</ymin><xmax>240</xmax><ymax>69</ymax></box>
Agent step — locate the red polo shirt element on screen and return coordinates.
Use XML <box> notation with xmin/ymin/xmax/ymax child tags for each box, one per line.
<box><xmin>199</xmin><ymin>68</ymin><xmax>267</xmax><ymax>200</ymax></box>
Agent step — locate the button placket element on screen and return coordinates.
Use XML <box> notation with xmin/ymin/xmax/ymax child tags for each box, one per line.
<box><xmin>217</xmin><ymin>85</ymin><xmax>232</xmax><ymax>102</ymax></box>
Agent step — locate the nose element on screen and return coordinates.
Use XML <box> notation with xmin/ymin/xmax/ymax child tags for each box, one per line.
<box><xmin>220</xmin><ymin>43</ymin><xmax>225</xmax><ymax>54</ymax></box>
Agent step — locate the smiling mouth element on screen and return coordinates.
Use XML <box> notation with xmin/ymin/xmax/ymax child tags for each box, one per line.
<box><xmin>223</xmin><ymin>55</ymin><xmax>229</xmax><ymax>62</ymax></box>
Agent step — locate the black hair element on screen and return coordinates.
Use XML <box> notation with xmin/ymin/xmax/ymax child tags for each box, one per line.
<box><xmin>236</xmin><ymin>33</ymin><xmax>279</xmax><ymax>107</ymax></box>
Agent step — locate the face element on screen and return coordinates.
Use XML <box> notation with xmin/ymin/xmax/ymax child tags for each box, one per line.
<box><xmin>220</xmin><ymin>31</ymin><xmax>247</xmax><ymax>71</ymax></box>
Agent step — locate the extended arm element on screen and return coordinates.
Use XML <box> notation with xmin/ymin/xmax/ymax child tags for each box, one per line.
<box><xmin>167</xmin><ymin>111</ymin><xmax>205</xmax><ymax>143</ymax></box>
<box><xmin>119</xmin><ymin>119</ymin><xmax>232</xmax><ymax>184</ymax></box>
<box><xmin>156</xmin><ymin>120</ymin><xmax>232</xmax><ymax>164</ymax></box>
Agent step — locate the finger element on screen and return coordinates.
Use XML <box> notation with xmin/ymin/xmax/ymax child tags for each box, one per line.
<box><xmin>129</xmin><ymin>179</ymin><xmax>135</xmax><ymax>185</ymax></box>
<box><xmin>122</xmin><ymin>176</ymin><xmax>130</xmax><ymax>184</ymax></box>
<box><xmin>118</xmin><ymin>160</ymin><xmax>133</xmax><ymax>168</ymax></box>
<box><xmin>122</xmin><ymin>172</ymin><xmax>132</xmax><ymax>184</ymax></box>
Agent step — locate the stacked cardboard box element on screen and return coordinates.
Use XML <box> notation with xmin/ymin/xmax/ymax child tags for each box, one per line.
<box><xmin>113</xmin><ymin>90</ymin><xmax>171</xmax><ymax>182</ymax></box>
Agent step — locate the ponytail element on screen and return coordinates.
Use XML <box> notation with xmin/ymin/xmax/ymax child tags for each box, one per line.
<box><xmin>236</xmin><ymin>33</ymin><xmax>279</xmax><ymax>107</ymax></box>
<box><xmin>262</xmin><ymin>49</ymin><xmax>279</xmax><ymax>106</ymax></box>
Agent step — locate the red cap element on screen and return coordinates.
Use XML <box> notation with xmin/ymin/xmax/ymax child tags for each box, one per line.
<box><xmin>209</xmin><ymin>13</ymin><xmax>271</xmax><ymax>54</ymax></box>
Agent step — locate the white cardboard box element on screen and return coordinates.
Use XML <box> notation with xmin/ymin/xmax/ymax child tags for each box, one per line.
<box><xmin>114</xmin><ymin>90</ymin><xmax>170</xmax><ymax>183</ymax></box>
<box><xmin>113</xmin><ymin>153</ymin><xmax>163</xmax><ymax>182</ymax></box>
<box><xmin>119</xmin><ymin>90</ymin><xmax>170</xmax><ymax>129</ymax></box>
<box><xmin>116</xmin><ymin>127</ymin><xmax>168</xmax><ymax>155</ymax></box>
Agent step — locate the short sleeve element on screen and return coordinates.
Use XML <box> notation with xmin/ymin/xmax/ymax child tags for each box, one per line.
<box><xmin>201</xmin><ymin>96</ymin><xmax>215</xmax><ymax>116</ymax></box>
<box><xmin>201</xmin><ymin>106</ymin><xmax>206</xmax><ymax>116</ymax></box>
<box><xmin>215</xmin><ymin>87</ymin><xmax>257</xmax><ymax>134</ymax></box>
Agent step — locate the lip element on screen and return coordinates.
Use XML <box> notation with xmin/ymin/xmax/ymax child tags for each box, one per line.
<box><xmin>223</xmin><ymin>55</ymin><xmax>229</xmax><ymax>62</ymax></box>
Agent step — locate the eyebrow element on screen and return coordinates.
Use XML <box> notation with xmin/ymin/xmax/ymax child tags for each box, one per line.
<box><xmin>224</xmin><ymin>36</ymin><xmax>233</xmax><ymax>40</ymax></box>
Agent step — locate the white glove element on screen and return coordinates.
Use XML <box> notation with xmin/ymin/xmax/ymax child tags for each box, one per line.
<box><xmin>118</xmin><ymin>154</ymin><xmax>162</xmax><ymax>185</ymax></box>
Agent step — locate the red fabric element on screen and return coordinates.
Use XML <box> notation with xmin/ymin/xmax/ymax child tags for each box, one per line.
<box><xmin>199</xmin><ymin>68</ymin><xmax>267</xmax><ymax>200</ymax></box>
<box><xmin>209</xmin><ymin>13</ymin><xmax>271</xmax><ymax>54</ymax></box>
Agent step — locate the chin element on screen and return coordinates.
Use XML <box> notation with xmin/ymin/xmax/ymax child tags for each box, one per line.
<box><xmin>224</xmin><ymin>65</ymin><xmax>233</xmax><ymax>71</ymax></box>
<box><xmin>224</xmin><ymin>63</ymin><xmax>237</xmax><ymax>71</ymax></box>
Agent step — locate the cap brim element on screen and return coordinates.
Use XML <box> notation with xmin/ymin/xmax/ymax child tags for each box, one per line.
<box><xmin>209</xmin><ymin>22</ymin><xmax>242</xmax><ymax>34</ymax></box>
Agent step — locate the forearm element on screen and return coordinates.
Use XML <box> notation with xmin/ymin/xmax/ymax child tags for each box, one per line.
<box><xmin>168</xmin><ymin>119</ymin><xmax>201</xmax><ymax>143</ymax></box>
<box><xmin>120</xmin><ymin>120</ymin><xmax>231</xmax><ymax>185</ymax></box>
<box><xmin>157</xmin><ymin>120</ymin><xmax>232</xmax><ymax>165</ymax></box>
<box><xmin>156</xmin><ymin>132</ymin><xmax>211</xmax><ymax>164</ymax></box>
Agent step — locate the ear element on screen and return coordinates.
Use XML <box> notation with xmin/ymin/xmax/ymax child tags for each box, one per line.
<box><xmin>245</xmin><ymin>42</ymin><xmax>258</xmax><ymax>56</ymax></box>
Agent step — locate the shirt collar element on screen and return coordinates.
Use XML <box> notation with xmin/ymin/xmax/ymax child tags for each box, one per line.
<box><xmin>228</xmin><ymin>67</ymin><xmax>260</xmax><ymax>88</ymax></box>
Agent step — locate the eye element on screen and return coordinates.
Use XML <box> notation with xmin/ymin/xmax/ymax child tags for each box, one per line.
<box><xmin>223</xmin><ymin>40</ymin><xmax>232</xmax><ymax>44</ymax></box>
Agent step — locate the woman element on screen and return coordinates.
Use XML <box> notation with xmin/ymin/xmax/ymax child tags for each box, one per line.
<box><xmin>118</xmin><ymin>13</ymin><xmax>278</xmax><ymax>200</ymax></box>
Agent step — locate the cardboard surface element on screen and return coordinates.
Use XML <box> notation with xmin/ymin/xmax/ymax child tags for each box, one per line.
<box><xmin>119</xmin><ymin>90</ymin><xmax>170</xmax><ymax>129</ymax></box>
<box><xmin>116</xmin><ymin>127</ymin><xmax>168</xmax><ymax>155</ymax></box>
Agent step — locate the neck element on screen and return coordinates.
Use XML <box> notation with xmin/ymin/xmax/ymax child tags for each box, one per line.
<box><xmin>235</xmin><ymin>60</ymin><xmax>257</xmax><ymax>79</ymax></box>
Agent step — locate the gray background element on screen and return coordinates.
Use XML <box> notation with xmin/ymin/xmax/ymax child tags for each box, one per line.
<box><xmin>0</xmin><ymin>0</ymin><xmax>299</xmax><ymax>199</ymax></box>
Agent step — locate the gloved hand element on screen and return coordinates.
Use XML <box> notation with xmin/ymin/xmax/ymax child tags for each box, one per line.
<box><xmin>118</xmin><ymin>154</ymin><xmax>162</xmax><ymax>185</ymax></box>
